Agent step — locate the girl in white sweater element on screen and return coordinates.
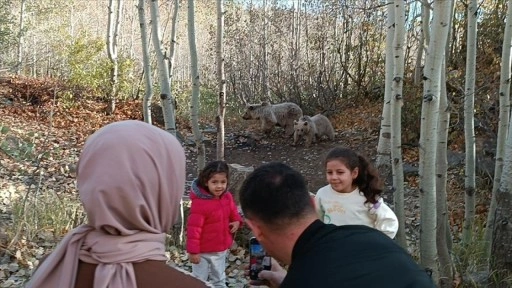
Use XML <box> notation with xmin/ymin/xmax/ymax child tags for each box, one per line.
<box><xmin>314</xmin><ymin>147</ymin><xmax>399</xmax><ymax>238</ymax></box>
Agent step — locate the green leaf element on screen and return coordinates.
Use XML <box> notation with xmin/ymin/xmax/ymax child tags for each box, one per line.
<box><xmin>0</xmin><ymin>126</ymin><xmax>9</xmax><ymax>134</ymax></box>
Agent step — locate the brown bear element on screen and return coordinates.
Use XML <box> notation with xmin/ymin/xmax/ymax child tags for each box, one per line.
<box><xmin>242</xmin><ymin>102</ymin><xmax>303</xmax><ymax>137</ymax></box>
<box><xmin>293</xmin><ymin>114</ymin><xmax>335</xmax><ymax>147</ymax></box>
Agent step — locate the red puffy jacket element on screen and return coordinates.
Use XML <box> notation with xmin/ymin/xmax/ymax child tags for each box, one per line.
<box><xmin>186</xmin><ymin>179</ymin><xmax>243</xmax><ymax>254</ymax></box>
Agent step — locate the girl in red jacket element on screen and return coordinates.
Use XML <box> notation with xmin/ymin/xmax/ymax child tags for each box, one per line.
<box><xmin>187</xmin><ymin>161</ymin><xmax>243</xmax><ymax>288</ymax></box>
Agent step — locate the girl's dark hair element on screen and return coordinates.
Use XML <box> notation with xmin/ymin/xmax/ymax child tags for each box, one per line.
<box><xmin>324</xmin><ymin>147</ymin><xmax>383</xmax><ymax>204</ymax></box>
<box><xmin>198</xmin><ymin>161</ymin><xmax>230</xmax><ymax>189</ymax></box>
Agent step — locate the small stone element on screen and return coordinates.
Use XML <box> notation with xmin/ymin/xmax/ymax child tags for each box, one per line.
<box><xmin>7</xmin><ymin>263</ymin><xmax>18</xmax><ymax>272</ymax></box>
<box><xmin>1</xmin><ymin>279</ymin><xmax>14</xmax><ymax>287</ymax></box>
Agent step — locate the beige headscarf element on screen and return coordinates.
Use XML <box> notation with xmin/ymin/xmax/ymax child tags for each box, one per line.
<box><xmin>26</xmin><ymin>120</ymin><xmax>186</xmax><ymax>288</ymax></box>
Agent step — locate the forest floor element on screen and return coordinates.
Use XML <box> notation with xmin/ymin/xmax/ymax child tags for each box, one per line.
<box><xmin>0</xmin><ymin>76</ymin><xmax>491</xmax><ymax>287</ymax></box>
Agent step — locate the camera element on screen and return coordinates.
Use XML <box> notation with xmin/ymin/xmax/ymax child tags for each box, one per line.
<box><xmin>249</xmin><ymin>237</ymin><xmax>272</xmax><ymax>281</ymax></box>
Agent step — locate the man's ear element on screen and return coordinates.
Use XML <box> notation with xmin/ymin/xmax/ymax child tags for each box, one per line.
<box><xmin>245</xmin><ymin>218</ymin><xmax>263</xmax><ymax>239</ymax></box>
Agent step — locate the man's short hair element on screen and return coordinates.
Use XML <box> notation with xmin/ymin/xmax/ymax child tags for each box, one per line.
<box><xmin>239</xmin><ymin>162</ymin><xmax>314</xmax><ymax>227</ymax></box>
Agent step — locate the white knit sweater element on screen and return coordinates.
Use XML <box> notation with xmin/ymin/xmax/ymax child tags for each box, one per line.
<box><xmin>314</xmin><ymin>186</ymin><xmax>399</xmax><ymax>238</ymax></box>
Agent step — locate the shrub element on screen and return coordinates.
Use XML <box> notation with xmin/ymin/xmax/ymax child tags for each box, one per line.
<box><xmin>59</xmin><ymin>33</ymin><xmax>136</xmax><ymax>103</ymax></box>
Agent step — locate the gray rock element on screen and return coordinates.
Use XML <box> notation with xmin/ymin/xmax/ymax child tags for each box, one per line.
<box><xmin>228</xmin><ymin>163</ymin><xmax>254</xmax><ymax>204</ymax></box>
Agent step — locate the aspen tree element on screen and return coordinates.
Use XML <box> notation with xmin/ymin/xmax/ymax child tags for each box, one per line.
<box><xmin>188</xmin><ymin>0</ymin><xmax>205</xmax><ymax>172</ymax></box>
<box><xmin>391</xmin><ymin>0</ymin><xmax>407</xmax><ymax>249</ymax></box>
<box><xmin>216</xmin><ymin>0</ymin><xmax>226</xmax><ymax>160</ymax></box>
<box><xmin>485</xmin><ymin>0</ymin><xmax>512</xmax><ymax>260</ymax></box>
<box><xmin>137</xmin><ymin>0</ymin><xmax>153</xmax><ymax>124</ymax></box>
<box><xmin>419</xmin><ymin>0</ymin><xmax>453</xmax><ymax>282</ymax></box>
<box><xmin>150</xmin><ymin>0</ymin><xmax>177</xmax><ymax>135</ymax></box>
<box><xmin>462</xmin><ymin>0</ymin><xmax>478</xmax><ymax>244</ymax></box>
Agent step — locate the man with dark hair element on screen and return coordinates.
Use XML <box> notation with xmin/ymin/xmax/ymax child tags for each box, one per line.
<box><xmin>240</xmin><ymin>162</ymin><xmax>435</xmax><ymax>288</ymax></box>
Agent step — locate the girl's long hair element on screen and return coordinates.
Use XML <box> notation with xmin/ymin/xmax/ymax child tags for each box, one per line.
<box><xmin>324</xmin><ymin>147</ymin><xmax>383</xmax><ymax>204</ymax></box>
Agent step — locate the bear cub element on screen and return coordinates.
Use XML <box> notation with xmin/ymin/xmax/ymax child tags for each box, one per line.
<box><xmin>293</xmin><ymin>114</ymin><xmax>335</xmax><ymax>147</ymax></box>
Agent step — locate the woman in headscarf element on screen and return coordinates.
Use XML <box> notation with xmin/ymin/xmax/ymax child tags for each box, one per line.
<box><xmin>26</xmin><ymin>120</ymin><xmax>213</xmax><ymax>288</ymax></box>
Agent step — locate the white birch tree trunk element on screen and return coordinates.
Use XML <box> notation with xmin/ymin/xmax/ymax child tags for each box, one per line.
<box><xmin>462</xmin><ymin>0</ymin><xmax>478</xmax><ymax>244</ymax></box>
<box><xmin>129</xmin><ymin>4</ymin><xmax>135</xmax><ymax>60</ymax></box>
<box><xmin>296</xmin><ymin>0</ymin><xmax>301</xmax><ymax>67</ymax></box>
<box><xmin>216</xmin><ymin>0</ymin><xmax>226</xmax><ymax>160</ymax></box>
<box><xmin>375</xmin><ymin>1</ymin><xmax>394</xmax><ymax>181</ymax></box>
<box><xmin>262</xmin><ymin>0</ymin><xmax>270</xmax><ymax>100</ymax></box>
<box><xmin>31</xmin><ymin>36</ymin><xmax>36</xmax><ymax>77</ymax></box>
<box><xmin>138</xmin><ymin>0</ymin><xmax>153</xmax><ymax>124</ymax></box>
<box><xmin>414</xmin><ymin>37</ymin><xmax>424</xmax><ymax>86</ymax></box>
<box><xmin>419</xmin><ymin>0</ymin><xmax>452</xmax><ymax>281</ymax></box>
<box><xmin>436</xmin><ymin>62</ymin><xmax>453</xmax><ymax>288</ymax></box>
<box><xmin>485</xmin><ymin>0</ymin><xmax>512</xmax><ymax>259</ymax></box>
<box><xmin>390</xmin><ymin>0</ymin><xmax>407</xmax><ymax>248</ymax></box>
<box><xmin>436</xmin><ymin>2</ymin><xmax>456</xmax><ymax>286</ymax></box>
<box><xmin>164</xmin><ymin>0</ymin><xmax>182</xmax><ymax>244</ymax></box>
<box><xmin>342</xmin><ymin>9</ymin><xmax>351</xmax><ymax>95</ymax></box>
<box><xmin>248</xmin><ymin>0</ymin><xmax>254</xmax><ymax>99</ymax></box>
<box><xmin>289</xmin><ymin>0</ymin><xmax>299</xmax><ymax>97</ymax></box>
<box><xmin>445</xmin><ymin>0</ymin><xmax>455</xmax><ymax>69</ymax></box>
<box><xmin>107</xmin><ymin>0</ymin><xmax>123</xmax><ymax>115</ymax></box>
<box><xmin>489</xmin><ymin>104</ymin><xmax>512</xmax><ymax>279</ymax></box>
<box><xmin>168</xmin><ymin>0</ymin><xmax>179</xmax><ymax>81</ymax></box>
<box><xmin>16</xmin><ymin>0</ymin><xmax>27</xmax><ymax>75</ymax></box>
<box><xmin>414</xmin><ymin>1</ymin><xmax>430</xmax><ymax>86</ymax></box>
<box><xmin>150</xmin><ymin>0</ymin><xmax>177</xmax><ymax>135</ymax></box>
<box><xmin>188</xmin><ymin>0</ymin><xmax>205</xmax><ymax>172</ymax></box>
<box><xmin>502</xmin><ymin>123</ymin><xmax>512</xmax><ymax>190</ymax></box>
